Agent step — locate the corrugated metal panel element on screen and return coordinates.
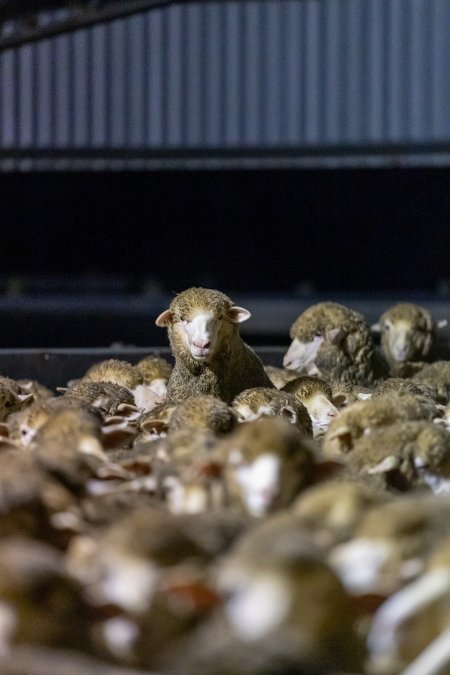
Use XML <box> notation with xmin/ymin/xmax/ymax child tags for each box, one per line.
<box><xmin>1</xmin><ymin>0</ymin><xmax>450</xmax><ymax>170</ymax></box>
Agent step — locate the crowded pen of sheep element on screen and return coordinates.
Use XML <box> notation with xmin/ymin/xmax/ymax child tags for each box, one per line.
<box><xmin>0</xmin><ymin>288</ymin><xmax>450</xmax><ymax>674</ymax></box>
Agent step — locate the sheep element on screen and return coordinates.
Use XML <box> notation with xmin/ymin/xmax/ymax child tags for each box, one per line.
<box><xmin>343</xmin><ymin>420</ymin><xmax>450</xmax><ymax>494</ymax></box>
<box><xmin>0</xmin><ymin>376</ymin><xmax>33</xmax><ymax>421</ymax></box>
<box><xmin>62</xmin><ymin>381</ymin><xmax>140</xmax><ymax>418</ymax></box>
<box><xmin>5</xmin><ymin>395</ymin><xmax>123</xmax><ymax>449</ymax></box>
<box><xmin>79</xmin><ymin>358</ymin><xmax>163</xmax><ymax>413</ymax></box>
<box><xmin>218</xmin><ymin>417</ymin><xmax>316</xmax><ymax>517</ymax></box>
<box><xmin>80</xmin><ymin>358</ymin><xmax>143</xmax><ymax>389</ymax></box>
<box><xmin>187</xmin><ymin>511</ymin><xmax>366</xmax><ymax>675</ymax></box>
<box><xmin>0</xmin><ymin>538</ymin><xmax>96</xmax><ymax>655</ymax></box>
<box><xmin>367</xmin><ymin>534</ymin><xmax>450</xmax><ymax>675</ymax></box>
<box><xmin>291</xmin><ymin>479</ymin><xmax>390</xmax><ymax>550</ymax></box>
<box><xmin>329</xmin><ymin>380</ymin><xmax>374</xmax><ymax>406</ymax></box>
<box><xmin>372</xmin><ymin>302</ymin><xmax>448</xmax><ymax>368</ymax></box>
<box><xmin>322</xmin><ymin>393</ymin><xmax>440</xmax><ymax>457</ymax></box>
<box><xmin>371</xmin><ymin>377</ymin><xmax>438</xmax><ymax>401</ymax></box>
<box><xmin>155</xmin><ymin>287</ymin><xmax>273</xmax><ymax>404</ymax></box>
<box><xmin>16</xmin><ymin>378</ymin><xmax>54</xmax><ymax>401</ymax></box>
<box><xmin>30</xmin><ymin>407</ymin><xmax>108</xmax><ymax>467</ymax></box>
<box><xmin>412</xmin><ymin>360</ymin><xmax>450</xmax><ymax>404</ymax></box>
<box><xmin>66</xmin><ymin>506</ymin><xmax>247</xmax><ymax>615</ymax></box>
<box><xmin>132</xmin><ymin>403</ymin><xmax>176</xmax><ymax>442</ymax></box>
<box><xmin>231</xmin><ymin>386</ymin><xmax>312</xmax><ymax>435</ymax></box>
<box><xmin>6</xmin><ymin>399</ymin><xmax>62</xmax><ymax>448</ymax></box>
<box><xmin>328</xmin><ymin>493</ymin><xmax>450</xmax><ymax>597</ymax></box>
<box><xmin>281</xmin><ymin>375</ymin><xmax>339</xmax><ymax>433</ymax></box>
<box><xmin>168</xmin><ymin>395</ymin><xmax>237</xmax><ymax>436</ymax></box>
<box><xmin>283</xmin><ymin>301</ymin><xmax>388</xmax><ymax>386</ymax></box>
<box><xmin>134</xmin><ymin>354</ymin><xmax>172</xmax><ymax>400</ymax></box>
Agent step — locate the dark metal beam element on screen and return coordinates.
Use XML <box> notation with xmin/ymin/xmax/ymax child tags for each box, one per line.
<box><xmin>0</xmin><ymin>0</ymin><xmax>189</xmax><ymax>52</ymax></box>
<box><xmin>2</xmin><ymin>142</ymin><xmax>450</xmax><ymax>171</ymax></box>
<box><xmin>2</xmin><ymin>141</ymin><xmax>450</xmax><ymax>160</ymax></box>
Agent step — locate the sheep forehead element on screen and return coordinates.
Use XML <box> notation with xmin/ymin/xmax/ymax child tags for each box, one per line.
<box><xmin>383</xmin><ymin>304</ymin><xmax>432</xmax><ymax>328</ymax></box>
<box><xmin>188</xmin><ymin>310</ymin><xmax>216</xmax><ymax>326</ymax></box>
<box><xmin>300</xmin><ymin>380</ymin><xmax>333</xmax><ymax>400</ymax></box>
<box><xmin>171</xmin><ymin>288</ymin><xmax>232</xmax><ymax>316</ymax></box>
<box><xmin>291</xmin><ymin>302</ymin><xmax>360</xmax><ymax>338</ymax></box>
<box><xmin>308</xmin><ymin>392</ymin><xmax>336</xmax><ymax>412</ymax></box>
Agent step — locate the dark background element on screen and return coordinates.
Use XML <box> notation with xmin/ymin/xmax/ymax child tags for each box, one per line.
<box><xmin>0</xmin><ymin>166</ymin><xmax>448</xmax><ymax>348</ymax></box>
<box><xmin>1</xmin><ymin>167</ymin><xmax>448</xmax><ymax>294</ymax></box>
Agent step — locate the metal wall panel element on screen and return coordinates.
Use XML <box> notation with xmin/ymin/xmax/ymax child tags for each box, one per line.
<box><xmin>1</xmin><ymin>0</ymin><xmax>450</xmax><ymax>170</ymax></box>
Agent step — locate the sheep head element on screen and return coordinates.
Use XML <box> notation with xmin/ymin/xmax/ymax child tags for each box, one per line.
<box><xmin>156</xmin><ymin>287</ymin><xmax>250</xmax><ymax>363</ymax></box>
<box><xmin>373</xmin><ymin>303</ymin><xmax>443</xmax><ymax>363</ymax></box>
<box><xmin>283</xmin><ymin>302</ymin><xmax>356</xmax><ymax>371</ymax></box>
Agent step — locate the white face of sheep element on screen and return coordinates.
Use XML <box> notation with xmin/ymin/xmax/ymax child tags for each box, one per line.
<box><xmin>230</xmin><ymin>450</ymin><xmax>281</xmax><ymax>517</ymax></box>
<box><xmin>383</xmin><ymin>319</ymin><xmax>415</xmax><ymax>362</ymax></box>
<box><xmin>156</xmin><ymin>305</ymin><xmax>251</xmax><ymax>362</ymax></box>
<box><xmin>305</xmin><ymin>393</ymin><xmax>339</xmax><ymax>428</ymax></box>
<box><xmin>283</xmin><ymin>335</ymin><xmax>324</xmax><ymax>371</ymax></box>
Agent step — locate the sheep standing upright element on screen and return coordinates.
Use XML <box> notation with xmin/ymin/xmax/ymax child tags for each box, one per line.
<box><xmin>283</xmin><ymin>301</ymin><xmax>388</xmax><ymax>386</ymax></box>
<box><xmin>156</xmin><ymin>287</ymin><xmax>274</xmax><ymax>404</ymax></box>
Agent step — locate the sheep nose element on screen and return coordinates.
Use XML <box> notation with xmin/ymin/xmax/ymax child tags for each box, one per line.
<box><xmin>193</xmin><ymin>338</ymin><xmax>211</xmax><ymax>349</ymax></box>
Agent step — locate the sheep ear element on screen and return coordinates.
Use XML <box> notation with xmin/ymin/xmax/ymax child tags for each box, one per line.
<box><xmin>367</xmin><ymin>455</ymin><xmax>400</xmax><ymax>474</ymax></box>
<box><xmin>280</xmin><ymin>405</ymin><xmax>297</xmax><ymax>424</ymax></box>
<box><xmin>371</xmin><ymin>322</ymin><xmax>381</xmax><ymax>332</ymax></box>
<box><xmin>141</xmin><ymin>418</ymin><xmax>168</xmax><ymax>434</ymax></box>
<box><xmin>227</xmin><ymin>306</ymin><xmax>251</xmax><ymax>323</ymax></box>
<box><xmin>437</xmin><ymin>319</ymin><xmax>448</xmax><ymax>329</ymax></box>
<box><xmin>326</xmin><ymin>327</ymin><xmax>346</xmax><ymax>345</ymax></box>
<box><xmin>327</xmin><ymin>425</ymin><xmax>352</xmax><ymax>451</ymax></box>
<box><xmin>116</xmin><ymin>403</ymin><xmax>142</xmax><ymax>419</ymax></box>
<box><xmin>18</xmin><ymin>393</ymin><xmax>34</xmax><ymax>404</ymax></box>
<box><xmin>332</xmin><ymin>394</ymin><xmax>348</xmax><ymax>408</ymax></box>
<box><xmin>156</xmin><ymin>309</ymin><xmax>173</xmax><ymax>327</ymax></box>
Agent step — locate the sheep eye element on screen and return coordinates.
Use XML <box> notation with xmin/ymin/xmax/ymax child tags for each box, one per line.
<box><xmin>315</xmin><ymin>331</ymin><xmax>322</xmax><ymax>337</ymax></box>
<box><xmin>384</xmin><ymin>323</ymin><xmax>390</xmax><ymax>330</ymax></box>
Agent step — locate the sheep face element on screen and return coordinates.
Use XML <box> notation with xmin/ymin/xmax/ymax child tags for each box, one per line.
<box><xmin>376</xmin><ymin>304</ymin><xmax>439</xmax><ymax>363</ymax></box>
<box><xmin>156</xmin><ymin>288</ymin><xmax>251</xmax><ymax>363</ymax></box>
<box><xmin>178</xmin><ymin>311</ymin><xmax>221</xmax><ymax>361</ymax></box>
<box><xmin>383</xmin><ymin>318</ymin><xmax>425</xmax><ymax>362</ymax></box>
<box><xmin>306</xmin><ymin>393</ymin><xmax>339</xmax><ymax>427</ymax></box>
<box><xmin>283</xmin><ymin>336</ymin><xmax>324</xmax><ymax>371</ymax></box>
<box><xmin>232</xmin><ymin>452</ymin><xmax>282</xmax><ymax>517</ymax></box>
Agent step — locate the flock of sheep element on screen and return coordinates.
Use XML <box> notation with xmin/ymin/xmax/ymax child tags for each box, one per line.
<box><xmin>0</xmin><ymin>287</ymin><xmax>449</xmax><ymax>674</ymax></box>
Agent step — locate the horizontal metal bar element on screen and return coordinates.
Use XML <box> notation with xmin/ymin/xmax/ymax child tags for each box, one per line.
<box><xmin>2</xmin><ymin>141</ymin><xmax>450</xmax><ymax>159</ymax></box>
<box><xmin>2</xmin><ymin>143</ymin><xmax>450</xmax><ymax>170</ymax></box>
<box><xmin>0</xmin><ymin>346</ymin><xmax>287</xmax><ymax>388</ymax></box>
